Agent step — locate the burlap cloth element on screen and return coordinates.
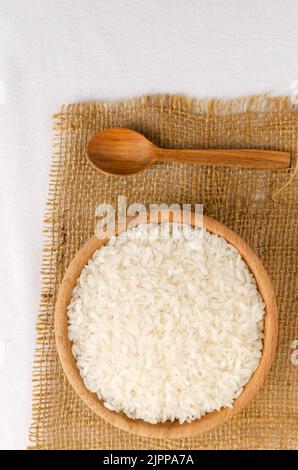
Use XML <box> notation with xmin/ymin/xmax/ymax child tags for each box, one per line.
<box><xmin>28</xmin><ymin>95</ymin><xmax>298</xmax><ymax>450</ymax></box>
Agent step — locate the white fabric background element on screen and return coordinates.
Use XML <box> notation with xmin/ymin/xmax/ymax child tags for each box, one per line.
<box><xmin>0</xmin><ymin>0</ymin><xmax>297</xmax><ymax>450</ymax></box>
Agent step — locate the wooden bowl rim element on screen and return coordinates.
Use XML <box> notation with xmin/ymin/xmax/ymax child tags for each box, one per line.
<box><xmin>55</xmin><ymin>212</ymin><xmax>278</xmax><ymax>439</ymax></box>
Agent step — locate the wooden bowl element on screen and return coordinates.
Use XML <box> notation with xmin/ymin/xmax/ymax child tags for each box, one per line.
<box><xmin>55</xmin><ymin>211</ymin><xmax>278</xmax><ymax>439</ymax></box>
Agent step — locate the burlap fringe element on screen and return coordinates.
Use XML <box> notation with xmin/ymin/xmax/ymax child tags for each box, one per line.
<box><xmin>28</xmin><ymin>117</ymin><xmax>63</xmax><ymax>449</ymax></box>
<box><xmin>53</xmin><ymin>94</ymin><xmax>294</xmax><ymax>117</ymax></box>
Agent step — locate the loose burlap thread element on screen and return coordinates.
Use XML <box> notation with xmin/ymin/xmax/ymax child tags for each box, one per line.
<box><xmin>29</xmin><ymin>95</ymin><xmax>298</xmax><ymax>450</ymax></box>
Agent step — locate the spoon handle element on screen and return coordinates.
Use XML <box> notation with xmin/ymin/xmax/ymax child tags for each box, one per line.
<box><xmin>158</xmin><ymin>148</ymin><xmax>290</xmax><ymax>169</ymax></box>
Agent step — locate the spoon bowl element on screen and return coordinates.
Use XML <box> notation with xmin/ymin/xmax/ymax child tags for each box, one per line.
<box><xmin>87</xmin><ymin>128</ymin><xmax>156</xmax><ymax>176</ymax></box>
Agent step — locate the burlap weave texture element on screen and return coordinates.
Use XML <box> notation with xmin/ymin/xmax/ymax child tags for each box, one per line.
<box><xmin>29</xmin><ymin>95</ymin><xmax>297</xmax><ymax>450</ymax></box>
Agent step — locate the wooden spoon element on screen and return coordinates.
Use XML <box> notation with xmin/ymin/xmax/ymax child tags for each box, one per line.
<box><xmin>86</xmin><ymin>128</ymin><xmax>291</xmax><ymax>176</ymax></box>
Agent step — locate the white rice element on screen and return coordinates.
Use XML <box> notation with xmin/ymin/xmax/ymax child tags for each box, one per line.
<box><xmin>68</xmin><ymin>223</ymin><xmax>264</xmax><ymax>424</ymax></box>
